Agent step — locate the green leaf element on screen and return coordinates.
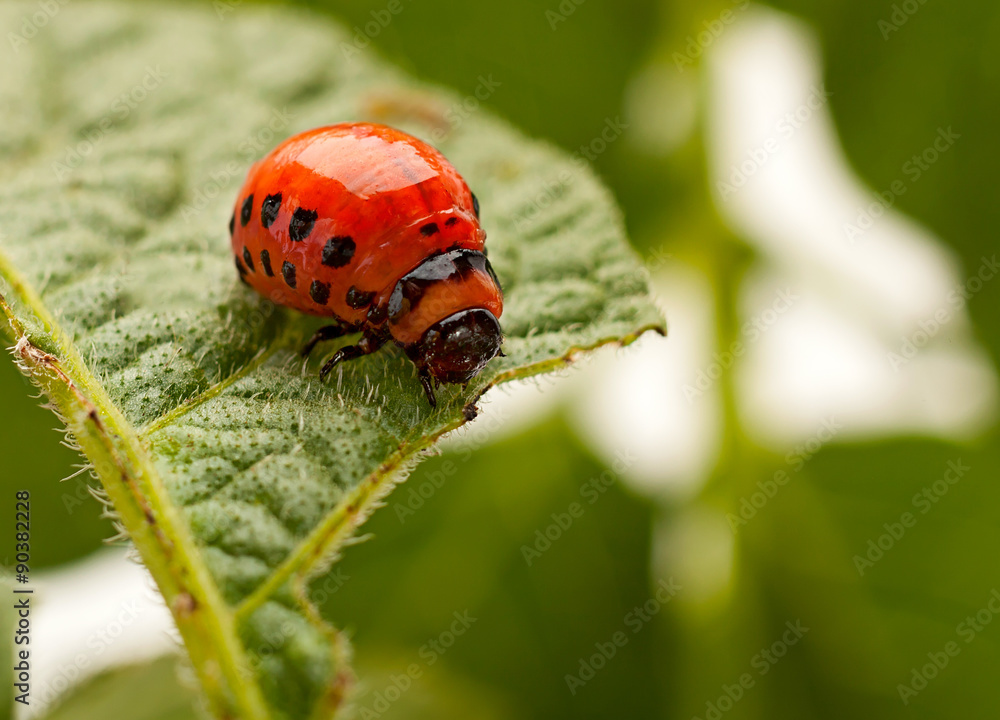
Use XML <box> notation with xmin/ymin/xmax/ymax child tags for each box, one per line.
<box><xmin>0</xmin><ymin>2</ymin><xmax>664</xmax><ymax>718</ymax></box>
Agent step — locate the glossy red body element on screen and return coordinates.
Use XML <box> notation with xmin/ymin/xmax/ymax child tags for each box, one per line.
<box><xmin>230</xmin><ymin>123</ymin><xmax>503</xmax><ymax>346</ymax></box>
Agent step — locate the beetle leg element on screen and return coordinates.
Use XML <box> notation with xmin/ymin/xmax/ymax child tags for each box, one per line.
<box><xmin>417</xmin><ymin>368</ymin><xmax>437</xmax><ymax>408</ymax></box>
<box><xmin>318</xmin><ymin>328</ymin><xmax>387</xmax><ymax>381</ymax></box>
<box><xmin>302</xmin><ymin>321</ymin><xmax>360</xmax><ymax>357</ymax></box>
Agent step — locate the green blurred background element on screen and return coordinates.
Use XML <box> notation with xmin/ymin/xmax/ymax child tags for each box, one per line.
<box><xmin>3</xmin><ymin>0</ymin><xmax>999</xmax><ymax>718</ymax></box>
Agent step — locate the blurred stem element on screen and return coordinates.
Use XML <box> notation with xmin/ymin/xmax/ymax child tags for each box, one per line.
<box><xmin>675</xmin><ymin>114</ymin><xmax>750</xmax><ymax>489</ymax></box>
<box><xmin>707</xmin><ymin>230</ymin><xmax>748</xmax><ymax>482</ymax></box>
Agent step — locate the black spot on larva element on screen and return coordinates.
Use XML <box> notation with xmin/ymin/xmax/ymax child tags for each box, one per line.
<box><xmin>282</xmin><ymin>261</ymin><xmax>297</xmax><ymax>288</ymax></box>
<box><xmin>289</xmin><ymin>207</ymin><xmax>318</xmax><ymax>242</ymax></box>
<box><xmin>445</xmin><ymin>216</ymin><xmax>458</xmax><ymax>227</ymax></box>
<box><xmin>261</xmin><ymin>193</ymin><xmax>282</xmax><ymax>229</ymax></box>
<box><xmin>242</xmin><ymin>247</ymin><xmax>255</xmax><ymax>272</ymax></box>
<box><xmin>322</xmin><ymin>236</ymin><xmax>355</xmax><ymax>268</ymax></box>
<box><xmin>260</xmin><ymin>249</ymin><xmax>274</xmax><ymax>276</ymax></box>
<box><xmin>235</xmin><ymin>257</ymin><xmax>249</xmax><ymax>284</ymax></box>
<box><xmin>471</xmin><ymin>193</ymin><xmax>480</xmax><ymax>218</ymax></box>
<box><xmin>240</xmin><ymin>194</ymin><xmax>254</xmax><ymax>226</ymax></box>
<box><xmin>420</xmin><ymin>222</ymin><xmax>439</xmax><ymax>237</ymax></box>
<box><xmin>346</xmin><ymin>286</ymin><xmax>375</xmax><ymax>309</ymax></box>
<box><xmin>310</xmin><ymin>280</ymin><xmax>331</xmax><ymax>305</ymax></box>
<box><xmin>229</xmin><ymin>213</ymin><xmax>235</xmax><ymax>235</ymax></box>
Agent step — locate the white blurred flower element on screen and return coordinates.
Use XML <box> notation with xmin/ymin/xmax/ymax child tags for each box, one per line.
<box><xmin>470</xmin><ymin>6</ymin><xmax>997</xmax><ymax>504</ymax></box>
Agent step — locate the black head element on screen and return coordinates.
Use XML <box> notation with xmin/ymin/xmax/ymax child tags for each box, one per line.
<box><xmin>408</xmin><ymin>308</ymin><xmax>502</xmax><ymax>385</ymax></box>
